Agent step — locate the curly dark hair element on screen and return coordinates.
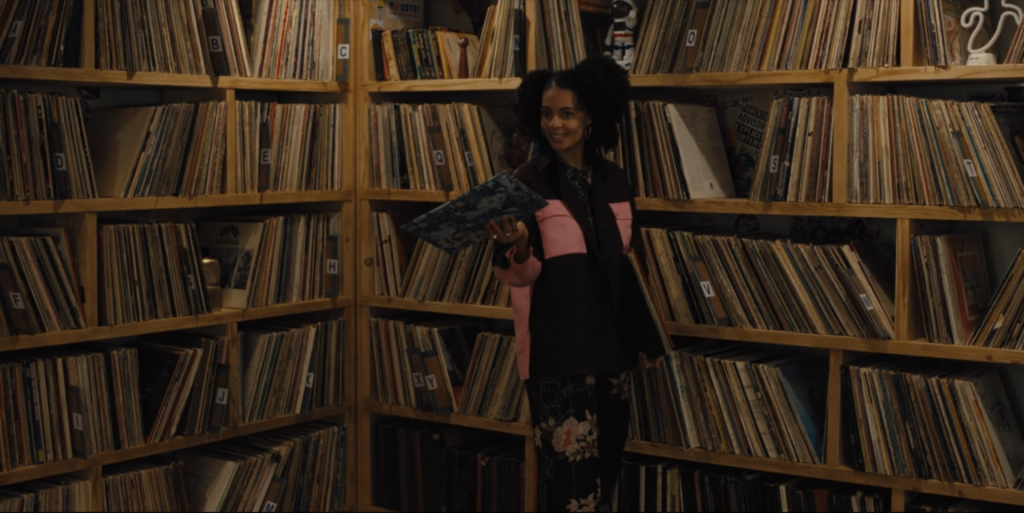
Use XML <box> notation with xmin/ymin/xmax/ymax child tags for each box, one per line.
<box><xmin>515</xmin><ymin>55</ymin><xmax>630</xmax><ymax>157</ymax></box>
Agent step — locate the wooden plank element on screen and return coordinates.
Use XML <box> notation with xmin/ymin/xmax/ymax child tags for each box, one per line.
<box><xmin>853</xmin><ymin>64</ymin><xmax>1024</xmax><ymax>83</ymax></box>
<box><xmin>634</xmin><ymin>197</ymin><xmax>1024</xmax><ymax>222</ymax></box>
<box><xmin>360</xmin><ymin>296</ymin><xmax>514</xmax><ymax>320</ymax></box>
<box><xmin>360</xmin><ymin>189</ymin><xmax>449</xmax><ymax>202</ymax></box>
<box><xmin>899</xmin><ymin>0</ymin><xmax>923</xmax><ymax>67</ymax></box>
<box><xmin>0</xmin><ymin>405</ymin><xmax>348</xmax><ymax>487</ymax></box>
<box><xmin>80</xmin><ymin>0</ymin><xmax>96</xmax><ymax>70</ymax></box>
<box><xmin>891</xmin><ymin>488</ymin><xmax>906</xmax><ymax>512</ymax></box>
<box><xmin>896</xmin><ymin>219</ymin><xmax>921</xmax><ymax>341</ymax></box>
<box><xmin>0</xmin><ymin>297</ymin><xmax>352</xmax><ymax>352</ymax></box>
<box><xmin>364</xmin><ymin>78</ymin><xmax>523</xmax><ymax>92</ymax></box>
<box><xmin>825</xmin><ymin>350</ymin><xmax>845</xmax><ymax>467</ymax></box>
<box><xmin>364</xmin><ymin>402</ymin><xmax>532</xmax><ymax>437</ymax></box>
<box><xmin>629</xmin><ymin>70</ymin><xmax>842</xmax><ymax>88</ymax></box>
<box><xmin>831</xmin><ymin>78</ymin><xmax>850</xmax><ymax>203</ymax></box>
<box><xmin>666</xmin><ymin>323</ymin><xmax>1024</xmax><ymax>365</ymax></box>
<box><xmin>524</xmin><ymin>437</ymin><xmax>536</xmax><ymax>512</ymax></box>
<box><xmin>0</xmin><ymin>65</ymin><xmax>345</xmax><ymax>92</ymax></box>
<box><xmin>0</xmin><ymin>191</ymin><xmax>352</xmax><ymax>216</ymax></box>
<box><xmin>88</xmin><ymin>466</ymin><xmax>103</xmax><ymax>511</ymax></box>
<box><xmin>67</xmin><ymin>213</ymin><xmax>98</xmax><ymax>328</ymax></box>
<box><xmin>625</xmin><ymin>440</ymin><xmax>1024</xmax><ymax>506</ymax></box>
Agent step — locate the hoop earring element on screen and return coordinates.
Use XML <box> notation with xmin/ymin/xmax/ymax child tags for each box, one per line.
<box><xmin>584</xmin><ymin>125</ymin><xmax>592</xmax><ymax>140</ymax></box>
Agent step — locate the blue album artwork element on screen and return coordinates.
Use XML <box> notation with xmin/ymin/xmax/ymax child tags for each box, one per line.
<box><xmin>400</xmin><ymin>173</ymin><xmax>548</xmax><ymax>254</ymax></box>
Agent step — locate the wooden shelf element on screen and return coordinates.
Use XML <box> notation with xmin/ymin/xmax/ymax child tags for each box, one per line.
<box><xmin>629</xmin><ymin>70</ymin><xmax>842</xmax><ymax>88</ymax></box>
<box><xmin>360</xmin><ymin>189</ymin><xmax>449</xmax><ymax>203</ymax></box>
<box><xmin>0</xmin><ymin>404</ymin><xmax>348</xmax><ymax>487</ymax></box>
<box><xmin>0</xmin><ymin>64</ymin><xmax>347</xmax><ymax>92</ymax></box>
<box><xmin>852</xmin><ymin>64</ymin><xmax>1024</xmax><ymax>83</ymax></box>
<box><xmin>0</xmin><ymin>190</ymin><xmax>353</xmax><ymax>216</ymax></box>
<box><xmin>365</xmin><ymin>402</ymin><xmax>531</xmax><ymax>437</ymax></box>
<box><xmin>363</xmin><ymin>78</ymin><xmax>522</xmax><ymax>93</ymax></box>
<box><xmin>635</xmin><ymin>197</ymin><xmax>1024</xmax><ymax>222</ymax></box>
<box><xmin>0</xmin><ymin>297</ymin><xmax>353</xmax><ymax>352</ymax></box>
<box><xmin>360</xmin><ymin>296</ymin><xmax>513</xmax><ymax>320</ymax></box>
<box><xmin>668</xmin><ymin>324</ymin><xmax>1024</xmax><ymax>365</ymax></box>
<box><xmin>626</xmin><ymin>440</ymin><xmax>1024</xmax><ymax>506</ymax></box>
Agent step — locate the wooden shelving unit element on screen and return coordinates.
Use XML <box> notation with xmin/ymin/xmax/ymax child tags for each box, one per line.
<box><xmin>0</xmin><ymin>1</ymin><xmax>358</xmax><ymax>511</ymax></box>
<box><xmin>351</xmin><ymin>0</ymin><xmax>1024</xmax><ymax>510</ymax></box>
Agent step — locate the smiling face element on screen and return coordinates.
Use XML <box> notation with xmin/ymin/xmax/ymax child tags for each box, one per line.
<box><xmin>540</xmin><ymin>86</ymin><xmax>590</xmax><ymax>156</ymax></box>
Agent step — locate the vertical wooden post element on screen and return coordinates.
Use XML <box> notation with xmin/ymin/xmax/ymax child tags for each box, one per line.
<box><xmin>224</xmin><ymin>88</ymin><xmax>238</xmax><ymax>195</ymax></box>
<box><xmin>356</xmin><ymin>306</ymin><xmax>375</xmax><ymax>510</ymax></box>
<box><xmin>67</xmin><ymin>213</ymin><xmax>98</xmax><ymax>328</ymax></box>
<box><xmin>900</xmin><ymin>0</ymin><xmax>924</xmax><ymax>67</ymax></box>
<box><xmin>830</xmin><ymin>73</ymin><xmax>851</xmax><ymax>204</ymax></box>
<box><xmin>825</xmin><ymin>349</ymin><xmax>851</xmax><ymax>467</ymax></box>
<box><xmin>81</xmin><ymin>0</ymin><xmax>96</xmax><ymax>69</ymax></box>
<box><xmin>525</xmin><ymin>0</ymin><xmax>540</xmax><ymax>73</ymax></box>
<box><xmin>891</xmin><ymin>488</ymin><xmax>907</xmax><ymax>512</ymax></box>
<box><xmin>524</xmin><ymin>435</ymin><xmax>536</xmax><ymax>512</ymax></box>
<box><xmin>88</xmin><ymin>465</ymin><xmax>104</xmax><ymax>512</ymax></box>
<box><xmin>227</xmin><ymin>321</ymin><xmax>242</xmax><ymax>428</ymax></box>
<box><xmin>896</xmin><ymin>219</ymin><xmax>924</xmax><ymax>342</ymax></box>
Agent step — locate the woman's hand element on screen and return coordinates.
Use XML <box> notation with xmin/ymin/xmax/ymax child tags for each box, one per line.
<box><xmin>485</xmin><ymin>215</ymin><xmax>530</xmax><ymax>264</ymax></box>
<box><xmin>639</xmin><ymin>352</ymin><xmax>663</xmax><ymax>371</ymax></box>
<box><xmin>485</xmin><ymin>215</ymin><xmax>528</xmax><ymax>245</ymax></box>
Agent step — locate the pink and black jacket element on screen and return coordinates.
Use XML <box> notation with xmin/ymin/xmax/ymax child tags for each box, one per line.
<box><xmin>493</xmin><ymin>153</ymin><xmax>662</xmax><ymax>380</ymax></box>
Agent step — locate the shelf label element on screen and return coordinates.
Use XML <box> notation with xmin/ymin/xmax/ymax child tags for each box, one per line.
<box><xmin>964</xmin><ymin>159</ymin><xmax>977</xmax><ymax>178</ymax></box>
<box><xmin>208</xmin><ymin>36</ymin><xmax>224</xmax><ymax>53</ymax></box>
<box><xmin>263</xmin><ymin>502</ymin><xmax>278</xmax><ymax>512</ymax></box>
<box><xmin>72</xmin><ymin>412</ymin><xmax>83</xmax><ymax>431</ymax></box>
<box><xmin>306</xmin><ymin>373</ymin><xmax>315</xmax><ymax>388</ymax></box>
<box><xmin>433</xmin><ymin>150</ymin><xmax>445</xmax><ymax>166</ymax></box>
<box><xmin>686</xmin><ymin>29</ymin><xmax>698</xmax><ymax>47</ymax></box>
<box><xmin>53</xmin><ymin>153</ymin><xmax>67</xmax><ymax>171</ymax></box>
<box><xmin>9</xmin><ymin>292</ymin><xmax>24</xmax><ymax>310</ymax></box>
<box><xmin>412</xmin><ymin>372</ymin><xmax>425</xmax><ymax>388</ymax></box>
<box><xmin>187</xmin><ymin>274</ymin><xmax>196</xmax><ymax>290</ymax></box>
<box><xmin>260</xmin><ymin>148</ymin><xmax>272</xmax><ymax>165</ymax></box>
<box><xmin>425</xmin><ymin>374</ymin><xmax>438</xmax><ymax>391</ymax></box>
<box><xmin>700</xmin><ymin>281</ymin><xmax>715</xmax><ymax>298</ymax></box>
<box><xmin>327</xmin><ymin>259</ymin><xmax>339</xmax><ymax>275</ymax></box>
<box><xmin>337</xmin><ymin>44</ymin><xmax>350</xmax><ymax>60</ymax></box>
<box><xmin>770</xmin><ymin>155</ymin><xmax>779</xmax><ymax>174</ymax></box>
<box><xmin>8</xmin><ymin>21</ymin><xmax>21</xmax><ymax>39</ymax></box>
<box><xmin>216</xmin><ymin>387</ymin><xmax>229</xmax><ymax>405</ymax></box>
<box><xmin>464</xmin><ymin>151</ymin><xmax>474</xmax><ymax>168</ymax></box>
<box><xmin>858</xmin><ymin>293</ymin><xmax>874</xmax><ymax>310</ymax></box>
<box><xmin>513</xmin><ymin>35</ymin><xmax>521</xmax><ymax>51</ymax></box>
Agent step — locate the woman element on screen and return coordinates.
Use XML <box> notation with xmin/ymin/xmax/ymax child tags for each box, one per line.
<box><xmin>485</xmin><ymin>56</ymin><xmax>664</xmax><ymax>512</ymax></box>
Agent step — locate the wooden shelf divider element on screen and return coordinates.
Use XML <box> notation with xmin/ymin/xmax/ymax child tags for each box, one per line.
<box><xmin>0</xmin><ymin>297</ymin><xmax>353</xmax><ymax>353</ymax></box>
<box><xmin>0</xmin><ymin>405</ymin><xmax>348</xmax><ymax>488</ymax></box>
<box><xmin>360</xmin><ymin>296</ymin><xmax>514</xmax><ymax>320</ymax></box>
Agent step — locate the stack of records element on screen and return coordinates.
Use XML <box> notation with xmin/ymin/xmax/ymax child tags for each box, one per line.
<box><xmin>248</xmin><ymin>0</ymin><xmax>338</xmax><ymax>81</ymax></box>
<box><xmin>0</xmin><ymin>91</ymin><xmax>97</xmax><ymax>200</ymax></box>
<box><xmin>630</xmin><ymin>343</ymin><xmax>828</xmax><ymax>465</ymax></box>
<box><xmin>629</xmin><ymin>0</ymin><xmax>710</xmax><ymax>75</ymax></box>
<box><xmin>0</xmin><ymin>477</ymin><xmax>91</xmax><ymax>512</ymax></box>
<box><xmin>697</xmin><ymin>0</ymin><xmax>855</xmax><ymax>72</ymax></box>
<box><xmin>457</xmin><ymin>332</ymin><xmax>528</xmax><ymax>422</ymax></box>
<box><xmin>368</xmin><ymin>102</ymin><xmax>517</xmax><ymax>191</ymax></box>
<box><xmin>400</xmin><ymin>239</ymin><xmax>510</xmax><ymax>307</ymax></box>
<box><xmin>0</xmin><ymin>228</ymin><xmax>85</xmax><ymax>336</ymax></box>
<box><xmin>972</xmin><ymin>249</ymin><xmax>1024</xmax><ymax>349</ymax></box>
<box><xmin>87</xmin><ymin>102</ymin><xmax>227</xmax><ymax>197</ymax></box>
<box><xmin>911</xmin><ymin>233</ymin><xmax>992</xmax><ymax>345</ymax></box>
<box><xmin>616</xmin><ymin>457</ymin><xmax>890</xmax><ymax>512</ymax></box>
<box><xmin>844</xmin><ymin>357</ymin><xmax>1024</xmax><ymax>487</ymax></box>
<box><xmin>847</xmin><ymin>0</ymin><xmax>900</xmax><ymax>68</ymax></box>
<box><xmin>239</xmin><ymin>316</ymin><xmax>344</xmax><ymax>423</ymax></box>
<box><xmin>0</xmin><ymin>0</ymin><xmax>80</xmax><ymax>67</ymax></box>
<box><xmin>102</xmin><ymin>459</ymin><xmax>190</xmax><ymax>512</ymax></box>
<box><xmin>749</xmin><ymin>95</ymin><xmax>834</xmax><ymax>203</ymax></box>
<box><xmin>100</xmin><ymin>222</ymin><xmax>210</xmax><ymax>325</ymax></box>
<box><xmin>535</xmin><ymin>0</ymin><xmax>588</xmax><ymax>71</ymax></box>
<box><xmin>849</xmin><ymin>95</ymin><xmax>1024</xmax><ymax>207</ymax></box>
<box><xmin>235</xmin><ymin>102</ymin><xmax>343</xmax><ymax>193</ymax></box>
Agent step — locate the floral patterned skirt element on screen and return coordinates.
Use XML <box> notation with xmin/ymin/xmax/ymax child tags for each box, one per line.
<box><xmin>526</xmin><ymin>373</ymin><xmax>631</xmax><ymax>512</ymax></box>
